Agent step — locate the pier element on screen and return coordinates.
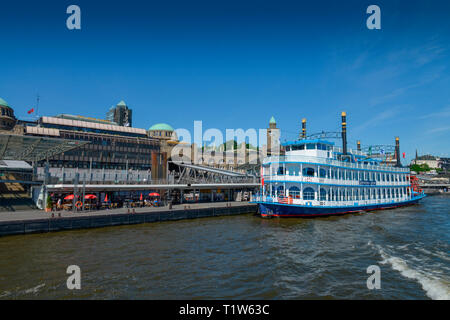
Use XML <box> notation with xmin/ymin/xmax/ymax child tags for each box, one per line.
<box><xmin>0</xmin><ymin>202</ymin><xmax>257</xmax><ymax>237</ymax></box>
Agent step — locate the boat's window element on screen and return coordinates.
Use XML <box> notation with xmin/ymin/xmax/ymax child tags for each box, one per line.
<box><xmin>288</xmin><ymin>166</ymin><xmax>300</xmax><ymax>176</ymax></box>
<box><xmin>319</xmin><ymin>189</ymin><xmax>327</xmax><ymax>201</ymax></box>
<box><xmin>319</xmin><ymin>168</ymin><xmax>327</xmax><ymax>178</ymax></box>
<box><xmin>289</xmin><ymin>186</ymin><xmax>300</xmax><ymax>199</ymax></box>
<box><xmin>277</xmin><ymin>167</ymin><xmax>284</xmax><ymax>175</ymax></box>
<box><xmin>303</xmin><ymin>167</ymin><xmax>315</xmax><ymax>177</ymax></box>
<box><xmin>303</xmin><ymin>187</ymin><xmax>315</xmax><ymax>200</ymax></box>
<box><xmin>306</xmin><ymin>143</ymin><xmax>315</xmax><ymax>150</ymax></box>
<box><xmin>299</xmin><ymin>144</ymin><xmax>305</xmax><ymax>150</ymax></box>
<box><xmin>276</xmin><ymin>185</ymin><xmax>284</xmax><ymax>196</ymax></box>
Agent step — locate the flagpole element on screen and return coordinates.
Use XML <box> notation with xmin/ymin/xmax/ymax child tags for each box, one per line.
<box><xmin>36</xmin><ymin>94</ymin><xmax>40</xmax><ymax>121</ymax></box>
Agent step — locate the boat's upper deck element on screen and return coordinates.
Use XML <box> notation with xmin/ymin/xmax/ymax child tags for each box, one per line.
<box><xmin>267</xmin><ymin>139</ymin><xmax>409</xmax><ymax>173</ymax></box>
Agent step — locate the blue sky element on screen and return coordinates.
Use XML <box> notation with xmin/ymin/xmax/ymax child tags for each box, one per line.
<box><xmin>0</xmin><ymin>0</ymin><xmax>449</xmax><ymax>163</ymax></box>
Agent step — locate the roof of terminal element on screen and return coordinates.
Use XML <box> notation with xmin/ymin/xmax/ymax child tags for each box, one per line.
<box><xmin>149</xmin><ymin>123</ymin><xmax>174</xmax><ymax>131</ymax></box>
<box><xmin>0</xmin><ymin>133</ymin><xmax>89</xmax><ymax>162</ymax></box>
<box><xmin>0</xmin><ymin>97</ymin><xmax>10</xmax><ymax>108</ymax></box>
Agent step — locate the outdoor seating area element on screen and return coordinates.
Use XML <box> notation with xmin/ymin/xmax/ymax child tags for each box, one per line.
<box><xmin>48</xmin><ymin>192</ymin><xmax>163</xmax><ymax>212</ymax></box>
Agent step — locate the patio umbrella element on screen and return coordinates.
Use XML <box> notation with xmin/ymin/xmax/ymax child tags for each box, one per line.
<box><xmin>104</xmin><ymin>194</ymin><xmax>108</xmax><ymax>202</ymax></box>
<box><xmin>149</xmin><ymin>192</ymin><xmax>160</xmax><ymax>197</ymax></box>
<box><xmin>64</xmin><ymin>194</ymin><xmax>75</xmax><ymax>200</ymax></box>
<box><xmin>84</xmin><ymin>194</ymin><xmax>97</xmax><ymax>200</ymax></box>
<box><xmin>140</xmin><ymin>193</ymin><xmax>143</xmax><ymax>201</ymax></box>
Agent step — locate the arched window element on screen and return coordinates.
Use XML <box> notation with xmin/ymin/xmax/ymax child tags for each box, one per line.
<box><xmin>303</xmin><ymin>187</ymin><xmax>315</xmax><ymax>200</ymax></box>
<box><xmin>319</xmin><ymin>168</ymin><xmax>327</xmax><ymax>178</ymax></box>
<box><xmin>319</xmin><ymin>188</ymin><xmax>327</xmax><ymax>201</ymax></box>
<box><xmin>303</xmin><ymin>167</ymin><xmax>315</xmax><ymax>177</ymax></box>
<box><xmin>276</xmin><ymin>185</ymin><xmax>284</xmax><ymax>196</ymax></box>
<box><xmin>289</xmin><ymin>186</ymin><xmax>300</xmax><ymax>198</ymax></box>
<box><xmin>277</xmin><ymin>166</ymin><xmax>284</xmax><ymax>175</ymax></box>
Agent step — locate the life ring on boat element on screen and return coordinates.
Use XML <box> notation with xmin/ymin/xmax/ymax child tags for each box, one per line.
<box><xmin>75</xmin><ymin>201</ymin><xmax>83</xmax><ymax>209</ymax></box>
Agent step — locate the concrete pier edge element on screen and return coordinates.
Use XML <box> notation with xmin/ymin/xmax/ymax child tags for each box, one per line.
<box><xmin>0</xmin><ymin>203</ymin><xmax>258</xmax><ymax>237</ymax></box>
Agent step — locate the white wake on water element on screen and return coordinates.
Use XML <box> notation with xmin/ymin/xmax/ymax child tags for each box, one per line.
<box><xmin>369</xmin><ymin>241</ymin><xmax>450</xmax><ymax>300</ymax></box>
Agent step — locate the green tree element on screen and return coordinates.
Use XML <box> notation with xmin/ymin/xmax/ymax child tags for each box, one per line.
<box><xmin>46</xmin><ymin>195</ymin><xmax>53</xmax><ymax>209</ymax></box>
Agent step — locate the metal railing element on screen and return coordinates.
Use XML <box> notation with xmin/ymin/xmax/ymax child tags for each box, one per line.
<box><xmin>263</xmin><ymin>155</ymin><xmax>409</xmax><ymax>172</ymax></box>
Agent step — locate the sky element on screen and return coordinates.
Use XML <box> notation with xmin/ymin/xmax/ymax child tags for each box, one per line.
<box><xmin>0</xmin><ymin>0</ymin><xmax>449</xmax><ymax>163</ymax></box>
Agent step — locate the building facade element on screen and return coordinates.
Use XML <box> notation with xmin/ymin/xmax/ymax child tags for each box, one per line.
<box><xmin>0</xmin><ymin>98</ymin><xmax>17</xmax><ymax>131</ymax></box>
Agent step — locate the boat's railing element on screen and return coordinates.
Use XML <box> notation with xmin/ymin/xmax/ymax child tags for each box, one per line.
<box><xmin>251</xmin><ymin>194</ymin><xmax>412</xmax><ymax>206</ymax></box>
<box><xmin>263</xmin><ymin>155</ymin><xmax>408</xmax><ymax>172</ymax></box>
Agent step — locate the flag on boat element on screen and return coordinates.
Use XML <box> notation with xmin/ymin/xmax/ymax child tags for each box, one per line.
<box><xmin>27</xmin><ymin>108</ymin><xmax>34</xmax><ymax>114</ymax></box>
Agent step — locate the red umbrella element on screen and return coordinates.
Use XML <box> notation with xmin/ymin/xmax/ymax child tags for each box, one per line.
<box><xmin>104</xmin><ymin>194</ymin><xmax>108</xmax><ymax>202</ymax></box>
<box><xmin>64</xmin><ymin>194</ymin><xmax>75</xmax><ymax>200</ymax></box>
<box><xmin>140</xmin><ymin>193</ymin><xmax>143</xmax><ymax>201</ymax></box>
<box><xmin>149</xmin><ymin>192</ymin><xmax>160</xmax><ymax>197</ymax></box>
<box><xmin>84</xmin><ymin>194</ymin><xmax>97</xmax><ymax>200</ymax></box>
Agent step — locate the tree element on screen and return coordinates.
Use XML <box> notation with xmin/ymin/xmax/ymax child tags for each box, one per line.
<box><xmin>46</xmin><ymin>195</ymin><xmax>53</xmax><ymax>209</ymax></box>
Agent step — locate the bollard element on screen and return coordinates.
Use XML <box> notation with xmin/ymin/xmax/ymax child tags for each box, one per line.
<box><xmin>58</xmin><ymin>212</ymin><xmax>61</xmax><ymax>218</ymax></box>
<box><xmin>132</xmin><ymin>208</ymin><xmax>135</xmax><ymax>214</ymax></box>
<box><xmin>51</xmin><ymin>213</ymin><xmax>54</xmax><ymax>218</ymax></box>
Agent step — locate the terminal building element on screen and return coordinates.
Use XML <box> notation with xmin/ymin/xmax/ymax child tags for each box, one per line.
<box><xmin>0</xmin><ymin>97</ymin><xmax>168</xmax><ymax>183</ymax></box>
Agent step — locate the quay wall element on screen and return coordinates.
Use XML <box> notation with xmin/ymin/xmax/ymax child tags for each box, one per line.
<box><xmin>0</xmin><ymin>204</ymin><xmax>257</xmax><ymax>237</ymax></box>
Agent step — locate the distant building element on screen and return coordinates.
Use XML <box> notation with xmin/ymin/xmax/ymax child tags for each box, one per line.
<box><xmin>267</xmin><ymin>116</ymin><xmax>280</xmax><ymax>156</ymax></box>
<box><xmin>148</xmin><ymin>123</ymin><xmax>177</xmax><ymax>140</ymax></box>
<box><xmin>106</xmin><ymin>101</ymin><xmax>132</xmax><ymax>127</ymax></box>
<box><xmin>0</xmin><ymin>97</ymin><xmax>17</xmax><ymax>131</ymax></box>
<box><xmin>412</xmin><ymin>154</ymin><xmax>441</xmax><ymax>169</ymax></box>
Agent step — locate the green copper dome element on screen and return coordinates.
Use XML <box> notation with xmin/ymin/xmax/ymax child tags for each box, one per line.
<box><xmin>117</xmin><ymin>100</ymin><xmax>127</xmax><ymax>107</ymax></box>
<box><xmin>0</xmin><ymin>97</ymin><xmax>10</xmax><ymax>107</ymax></box>
<box><xmin>149</xmin><ymin>123</ymin><xmax>174</xmax><ymax>131</ymax></box>
<box><xmin>269</xmin><ymin>116</ymin><xmax>276</xmax><ymax>124</ymax></box>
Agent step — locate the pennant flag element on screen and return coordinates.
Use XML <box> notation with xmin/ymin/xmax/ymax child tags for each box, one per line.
<box><xmin>27</xmin><ymin>108</ymin><xmax>34</xmax><ymax>114</ymax></box>
<box><xmin>402</xmin><ymin>152</ymin><xmax>405</xmax><ymax>158</ymax></box>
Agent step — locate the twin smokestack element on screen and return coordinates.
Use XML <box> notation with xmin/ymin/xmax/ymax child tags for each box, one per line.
<box><xmin>299</xmin><ymin>112</ymin><xmax>401</xmax><ymax>166</ymax></box>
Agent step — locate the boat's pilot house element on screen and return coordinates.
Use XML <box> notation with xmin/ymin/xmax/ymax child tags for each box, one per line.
<box><xmin>284</xmin><ymin>140</ymin><xmax>334</xmax><ymax>159</ymax></box>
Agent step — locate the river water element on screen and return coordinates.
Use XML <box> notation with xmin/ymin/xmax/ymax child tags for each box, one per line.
<box><xmin>0</xmin><ymin>195</ymin><xmax>449</xmax><ymax>300</ymax></box>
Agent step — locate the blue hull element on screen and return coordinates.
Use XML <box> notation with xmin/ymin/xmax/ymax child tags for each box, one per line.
<box><xmin>254</xmin><ymin>195</ymin><xmax>426</xmax><ymax>217</ymax></box>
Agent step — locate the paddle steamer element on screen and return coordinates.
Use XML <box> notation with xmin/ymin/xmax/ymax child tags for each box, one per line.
<box><xmin>252</xmin><ymin>112</ymin><xmax>426</xmax><ymax>217</ymax></box>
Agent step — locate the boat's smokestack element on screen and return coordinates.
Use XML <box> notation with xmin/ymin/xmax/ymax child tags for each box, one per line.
<box><xmin>357</xmin><ymin>140</ymin><xmax>361</xmax><ymax>151</ymax></box>
<box><xmin>302</xmin><ymin>118</ymin><xmax>306</xmax><ymax>139</ymax></box>
<box><xmin>341</xmin><ymin>112</ymin><xmax>347</xmax><ymax>155</ymax></box>
<box><xmin>395</xmin><ymin>137</ymin><xmax>401</xmax><ymax>167</ymax></box>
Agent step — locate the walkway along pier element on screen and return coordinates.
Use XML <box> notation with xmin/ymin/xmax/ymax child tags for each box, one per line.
<box><xmin>0</xmin><ymin>202</ymin><xmax>257</xmax><ymax>237</ymax></box>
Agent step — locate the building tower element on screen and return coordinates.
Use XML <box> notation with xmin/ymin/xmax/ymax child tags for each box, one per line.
<box><xmin>267</xmin><ymin>116</ymin><xmax>280</xmax><ymax>156</ymax></box>
<box><xmin>106</xmin><ymin>100</ymin><xmax>132</xmax><ymax>127</ymax></box>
